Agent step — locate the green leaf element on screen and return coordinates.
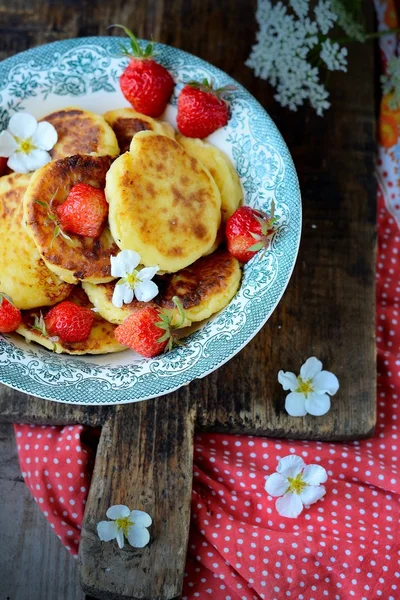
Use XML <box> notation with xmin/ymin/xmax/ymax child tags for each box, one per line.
<box><xmin>0</xmin><ymin>292</ymin><xmax>13</xmax><ymax>306</ymax></box>
<box><xmin>171</xmin><ymin>296</ymin><xmax>186</xmax><ymax>329</ymax></box>
<box><xmin>157</xmin><ymin>330</ymin><xmax>171</xmax><ymax>344</ymax></box>
<box><xmin>248</xmin><ymin>241</ymin><xmax>265</xmax><ymax>252</ymax></box>
<box><xmin>250</xmin><ymin>231</ymin><xmax>262</xmax><ymax>240</ymax></box>
<box><xmin>110</xmin><ymin>24</ymin><xmax>151</xmax><ymax>58</ymax></box>
<box><xmin>34</xmin><ymin>199</ymin><xmax>48</xmax><ymax>208</ymax></box>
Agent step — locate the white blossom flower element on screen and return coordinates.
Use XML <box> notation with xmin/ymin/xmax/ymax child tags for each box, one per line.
<box><xmin>111</xmin><ymin>250</ymin><xmax>159</xmax><ymax>307</ymax></box>
<box><xmin>320</xmin><ymin>39</ymin><xmax>348</xmax><ymax>72</ymax></box>
<box><xmin>246</xmin><ymin>0</ymin><xmax>349</xmax><ymax>115</ymax></box>
<box><xmin>265</xmin><ymin>455</ymin><xmax>327</xmax><ymax>518</ymax></box>
<box><xmin>278</xmin><ymin>356</ymin><xmax>339</xmax><ymax>417</ymax></box>
<box><xmin>0</xmin><ymin>113</ymin><xmax>57</xmax><ymax>174</ymax></box>
<box><xmin>314</xmin><ymin>0</ymin><xmax>337</xmax><ymax>34</ymax></box>
<box><xmin>97</xmin><ymin>504</ymin><xmax>152</xmax><ymax>549</ymax></box>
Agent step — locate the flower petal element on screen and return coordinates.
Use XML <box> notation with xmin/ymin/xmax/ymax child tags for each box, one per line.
<box><xmin>97</xmin><ymin>520</ymin><xmax>118</xmax><ymax>542</ymax></box>
<box><xmin>300</xmin><ymin>484</ymin><xmax>326</xmax><ymax>506</ymax></box>
<box><xmin>122</xmin><ymin>284</ymin><xmax>134</xmax><ymax>305</ymax></box>
<box><xmin>130</xmin><ymin>510</ymin><xmax>152</xmax><ymax>527</ymax></box>
<box><xmin>111</xmin><ymin>250</ymin><xmax>141</xmax><ymax>278</ymax></box>
<box><xmin>7</xmin><ymin>152</ymin><xmax>31</xmax><ymax>174</ymax></box>
<box><xmin>32</xmin><ymin>121</ymin><xmax>58</xmax><ymax>150</ymax></box>
<box><xmin>116</xmin><ymin>529</ymin><xmax>125</xmax><ymax>549</ymax></box>
<box><xmin>302</xmin><ymin>464</ymin><xmax>328</xmax><ymax>486</ymax></box>
<box><xmin>300</xmin><ymin>357</ymin><xmax>323</xmax><ymax>380</ymax></box>
<box><xmin>275</xmin><ymin>492</ymin><xmax>303</xmax><ymax>518</ymax></box>
<box><xmin>106</xmin><ymin>504</ymin><xmax>131</xmax><ymax>519</ymax></box>
<box><xmin>285</xmin><ymin>392</ymin><xmax>307</xmax><ymax>417</ymax></box>
<box><xmin>24</xmin><ymin>149</ymin><xmax>52</xmax><ymax>171</ymax></box>
<box><xmin>8</xmin><ymin>112</ymin><xmax>38</xmax><ymax>139</ymax></box>
<box><xmin>305</xmin><ymin>393</ymin><xmax>331</xmax><ymax>416</ymax></box>
<box><xmin>0</xmin><ymin>130</ymin><xmax>18</xmax><ymax>157</ymax></box>
<box><xmin>277</xmin><ymin>455</ymin><xmax>306</xmax><ymax>478</ymax></box>
<box><xmin>313</xmin><ymin>370</ymin><xmax>339</xmax><ymax>396</ymax></box>
<box><xmin>265</xmin><ymin>472</ymin><xmax>289</xmax><ymax>497</ymax></box>
<box><xmin>127</xmin><ymin>525</ymin><xmax>150</xmax><ymax>548</ymax></box>
<box><xmin>135</xmin><ymin>280</ymin><xmax>159</xmax><ymax>302</ymax></box>
<box><xmin>112</xmin><ymin>282</ymin><xmax>126</xmax><ymax>308</ymax></box>
<box><xmin>278</xmin><ymin>370</ymin><xmax>298</xmax><ymax>392</ymax></box>
<box><xmin>138</xmin><ymin>266</ymin><xmax>159</xmax><ymax>281</ymax></box>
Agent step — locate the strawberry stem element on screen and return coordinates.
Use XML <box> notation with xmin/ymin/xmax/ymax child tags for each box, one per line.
<box><xmin>109</xmin><ymin>24</ymin><xmax>155</xmax><ymax>59</ymax></box>
<box><xmin>156</xmin><ymin>296</ymin><xmax>186</xmax><ymax>352</ymax></box>
<box><xmin>187</xmin><ymin>79</ymin><xmax>236</xmax><ymax>98</ymax></box>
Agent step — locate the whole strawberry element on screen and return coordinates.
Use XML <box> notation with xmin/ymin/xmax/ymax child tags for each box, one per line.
<box><xmin>177</xmin><ymin>80</ymin><xmax>233</xmax><ymax>138</ymax></box>
<box><xmin>226</xmin><ymin>203</ymin><xmax>277</xmax><ymax>263</ymax></box>
<box><xmin>0</xmin><ymin>293</ymin><xmax>22</xmax><ymax>333</ymax></box>
<box><xmin>115</xmin><ymin>297</ymin><xmax>186</xmax><ymax>358</ymax></box>
<box><xmin>45</xmin><ymin>301</ymin><xmax>94</xmax><ymax>343</ymax></box>
<box><xmin>114</xmin><ymin>25</ymin><xmax>174</xmax><ymax>118</ymax></box>
<box><xmin>57</xmin><ymin>183</ymin><xmax>108</xmax><ymax>238</ymax></box>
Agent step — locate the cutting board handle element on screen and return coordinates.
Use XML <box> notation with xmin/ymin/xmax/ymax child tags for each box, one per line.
<box><xmin>79</xmin><ymin>395</ymin><xmax>196</xmax><ymax>600</ymax></box>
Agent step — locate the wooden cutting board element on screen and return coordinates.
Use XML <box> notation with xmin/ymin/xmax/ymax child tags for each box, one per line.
<box><xmin>0</xmin><ymin>1</ymin><xmax>376</xmax><ymax>598</ymax></box>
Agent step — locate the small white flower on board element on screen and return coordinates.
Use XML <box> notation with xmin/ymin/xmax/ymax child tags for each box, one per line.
<box><xmin>97</xmin><ymin>504</ymin><xmax>152</xmax><ymax>549</ymax></box>
<box><xmin>0</xmin><ymin>113</ymin><xmax>57</xmax><ymax>173</ymax></box>
<box><xmin>278</xmin><ymin>356</ymin><xmax>339</xmax><ymax>417</ymax></box>
<box><xmin>265</xmin><ymin>455</ymin><xmax>327</xmax><ymax>518</ymax></box>
<box><xmin>110</xmin><ymin>250</ymin><xmax>159</xmax><ymax>307</ymax></box>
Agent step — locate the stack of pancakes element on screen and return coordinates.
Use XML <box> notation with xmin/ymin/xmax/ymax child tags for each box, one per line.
<box><xmin>0</xmin><ymin>107</ymin><xmax>243</xmax><ymax>355</ymax></box>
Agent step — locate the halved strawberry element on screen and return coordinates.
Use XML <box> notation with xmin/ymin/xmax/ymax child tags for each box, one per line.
<box><xmin>0</xmin><ymin>293</ymin><xmax>21</xmax><ymax>333</ymax></box>
<box><xmin>226</xmin><ymin>204</ymin><xmax>277</xmax><ymax>263</ymax></box>
<box><xmin>57</xmin><ymin>183</ymin><xmax>108</xmax><ymax>238</ymax></box>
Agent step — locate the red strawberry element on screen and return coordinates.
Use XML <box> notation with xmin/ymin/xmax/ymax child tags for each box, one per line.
<box><xmin>115</xmin><ymin>306</ymin><xmax>167</xmax><ymax>358</ymax></box>
<box><xmin>115</xmin><ymin>25</ymin><xmax>174</xmax><ymax>117</ymax></box>
<box><xmin>115</xmin><ymin>297</ymin><xmax>186</xmax><ymax>358</ymax></box>
<box><xmin>177</xmin><ymin>80</ymin><xmax>232</xmax><ymax>138</ymax></box>
<box><xmin>0</xmin><ymin>293</ymin><xmax>21</xmax><ymax>333</ymax></box>
<box><xmin>57</xmin><ymin>183</ymin><xmax>108</xmax><ymax>238</ymax></box>
<box><xmin>45</xmin><ymin>301</ymin><xmax>94</xmax><ymax>343</ymax></box>
<box><xmin>226</xmin><ymin>204</ymin><xmax>277</xmax><ymax>263</ymax></box>
<box><xmin>0</xmin><ymin>157</ymin><xmax>7</xmax><ymax>176</ymax></box>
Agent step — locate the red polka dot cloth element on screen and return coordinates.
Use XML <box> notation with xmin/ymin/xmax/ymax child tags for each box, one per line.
<box><xmin>13</xmin><ymin>6</ymin><xmax>400</xmax><ymax>600</ymax></box>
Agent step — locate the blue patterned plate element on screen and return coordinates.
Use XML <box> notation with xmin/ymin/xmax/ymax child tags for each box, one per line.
<box><xmin>0</xmin><ymin>37</ymin><xmax>301</xmax><ymax>405</ymax></box>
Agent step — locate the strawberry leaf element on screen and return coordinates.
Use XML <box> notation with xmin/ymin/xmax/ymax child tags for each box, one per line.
<box><xmin>248</xmin><ymin>241</ymin><xmax>266</xmax><ymax>252</ymax></box>
<box><xmin>110</xmin><ymin>24</ymin><xmax>156</xmax><ymax>59</ymax></box>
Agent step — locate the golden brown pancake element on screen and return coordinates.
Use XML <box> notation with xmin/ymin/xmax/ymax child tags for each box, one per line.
<box><xmin>103</xmin><ymin>108</ymin><xmax>175</xmax><ymax>153</ymax></box>
<box><xmin>0</xmin><ymin>173</ymin><xmax>73</xmax><ymax>309</ymax></box>
<box><xmin>16</xmin><ymin>287</ymin><xmax>126</xmax><ymax>355</ymax></box>
<box><xmin>41</xmin><ymin>107</ymin><xmax>120</xmax><ymax>160</ymax></box>
<box><xmin>156</xmin><ymin>250</ymin><xmax>241</xmax><ymax>322</ymax></box>
<box><xmin>176</xmin><ymin>135</ymin><xmax>243</xmax><ymax>223</ymax></box>
<box><xmin>106</xmin><ymin>131</ymin><xmax>221</xmax><ymax>272</ymax></box>
<box><xmin>23</xmin><ymin>154</ymin><xmax>119</xmax><ymax>284</ymax></box>
<box><xmin>82</xmin><ymin>280</ymin><xmax>191</xmax><ymax>327</ymax></box>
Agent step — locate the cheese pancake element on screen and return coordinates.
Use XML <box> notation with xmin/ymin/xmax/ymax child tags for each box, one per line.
<box><xmin>177</xmin><ymin>135</ymin><xmax>242</xmax><ymax>223</ymax></box>
<box><xmin>41</xmin><ymin>108</ymin><xmax>119</xmax><ymax>160</ymax></box>
<box><xmin>157</xmin><ymin>250</ymin><xmax>241</xmax><ymax>322</ymax></box>
<box><xmin>106</xmin><ymin>131</ymin><xmax>221</xmax><ymax>272</ymax></box>
<box><xmin>82</xmin><ymin>281</ymin><xmax>191</xmax><ymax>327</ymax></box>
<box><xmin>103</xmin><ymin>108</ymin><xmax>175</xmax><ymax>153</ymax></box>
<box><xmin>16</xmin><ymin>287</ymin><xmax>126</xmax><ymax>355</ymax></box>
<box><xmin>23</xmin><ymin>154</ymin><xmax>119</xmax><ymax>284</ymax></box>
<box><xmin>0</xmin><ymin>173</ymin><xmax>73</xmax><ymax>309</ymax></box>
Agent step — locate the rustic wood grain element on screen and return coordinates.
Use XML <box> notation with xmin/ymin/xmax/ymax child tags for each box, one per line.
<box><xmin>0</xmin><ymin>423</ymin><xmax>85</xmax><ymax>600</ymax></box>
<box><xmin>79</xmin><ymin>396</ymin><xmax>196</xmax><ymax>600</ymax></box>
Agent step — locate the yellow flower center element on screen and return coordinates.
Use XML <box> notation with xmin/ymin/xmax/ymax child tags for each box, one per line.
<box><xmin>16</xmin><ymin>136</ymin><xmax>35</xmax><ymax>154</ymax></box>
<box><xmin>115</xmin><ymin>516</ymin><xmax>134</xmax><ymax>536</ymax></box>
<box><xmin>125</xmin><ymin>270</ymin><xmax>139</xmax><ymax>288</ymax></box>
<box><xmin>296</xmin><ymin>376</ymin><xmax>314</xmax><ymax>397</ymax></box>
<box><xmin>287</xmin><ymin>473</ymin><xmax>307</xmax><ymax>494</ymax></box>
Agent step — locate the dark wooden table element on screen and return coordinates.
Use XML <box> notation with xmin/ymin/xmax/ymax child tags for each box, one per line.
<box><xmin>0</xmin><ymin>1</ymin><xmax>376</xmax><ymax>599</ymax></box>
